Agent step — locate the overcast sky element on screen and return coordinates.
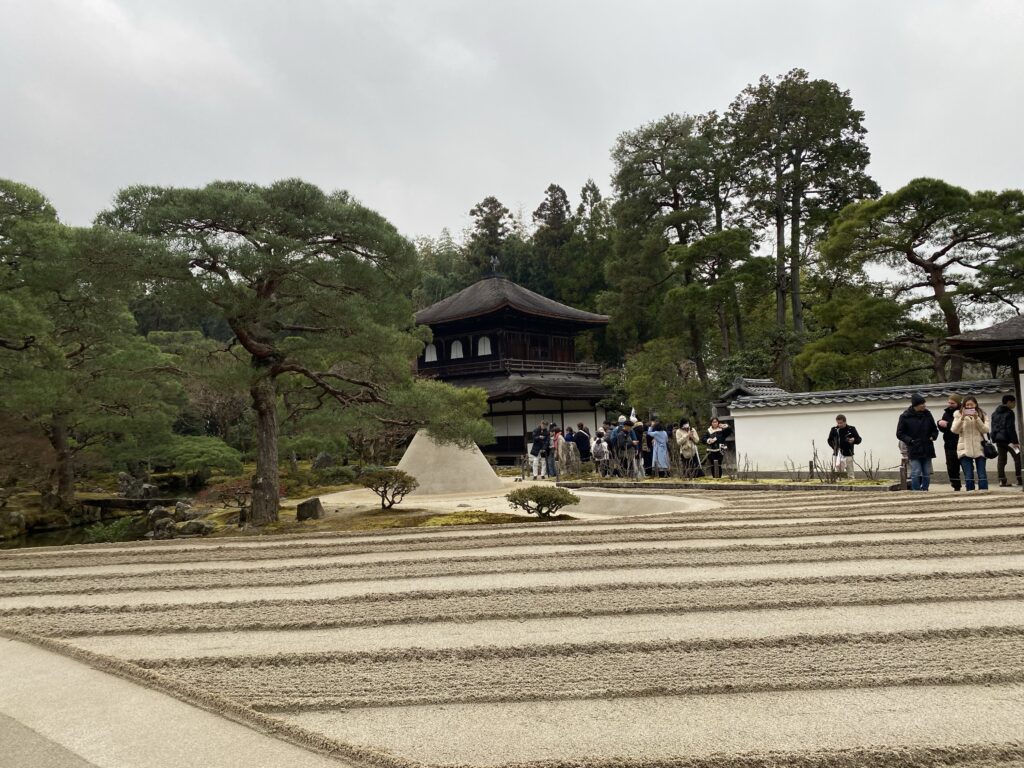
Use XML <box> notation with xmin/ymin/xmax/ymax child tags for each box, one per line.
<box><xmin>2</xmin><ymin>0</ymin><xmax>1022</xmax><ymax>241</ymax></box>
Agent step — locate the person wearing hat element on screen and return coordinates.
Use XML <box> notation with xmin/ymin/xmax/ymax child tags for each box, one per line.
<box><xmin>937</xmin><ymin>394</ymin><xmax>964</xmax><ymax>491</ymax></box>
<box><xmin>896</xmin><ymin>394</ymin><xmax>939</xmax><ymax>491</ymax></box>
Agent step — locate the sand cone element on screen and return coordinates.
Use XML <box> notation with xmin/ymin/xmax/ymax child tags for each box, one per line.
<box><xmin>397</xmin><ymin>430</ymin><xmax>504</xmax><ymax>496</ymax></box>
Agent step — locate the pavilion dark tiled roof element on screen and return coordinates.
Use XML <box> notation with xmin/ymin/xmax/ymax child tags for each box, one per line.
<box><xmin>446</xmin><ymin>374</ymin><xmax>610</xmax><ymax>401</ymax></box>
<box><xmin>730</xmin><ymin>379</ymin><xmax>1014</xmax><ymax>410</ymax></box>
<box><xmin>415</xmin><ymin>276</ymin><xmax>609</xmax><ymax>326</ymax></box>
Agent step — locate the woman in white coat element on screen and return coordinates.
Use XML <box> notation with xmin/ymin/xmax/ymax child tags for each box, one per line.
<box><xmin>951</xmin><ymin>396</ymin><xmax>991</xmax><ymax>491</ymax></box>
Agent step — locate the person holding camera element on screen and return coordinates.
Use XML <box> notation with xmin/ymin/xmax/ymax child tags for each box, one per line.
<box><xmin>675</xmin><ymin>418</ymin><xmax>702</xmax><ymax>478</ymax></box>
<box><xmin>827</xmin><ymin>414</ymin><xmax>862</xmax><ymax>480</ymax></box>
<box><xmin>896</xmin><ymin>394</ymin><xmax>939</xmax><ymax>491</ymax></box>
<box><xmin>951</xmin><ymin>396</ymin><xmax>991</xmax><ymax>491</ymax></box>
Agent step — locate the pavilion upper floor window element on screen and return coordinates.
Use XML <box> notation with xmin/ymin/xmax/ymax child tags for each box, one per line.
<box><xmin>451</xmin><ymin>340</ymin><xmax>464</xmax><ymax>359</ymax></box>
<box><xmin>478</xmin><ymin>336</ymin><xmax>492</xmax><ymax>356</ymax></box>
<box><xmin>424</xmin><ymin>343</ymin><xmax>437</xmax><ymax>363</ymax></box>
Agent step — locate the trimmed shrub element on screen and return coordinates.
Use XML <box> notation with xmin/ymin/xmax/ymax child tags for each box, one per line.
<box><xmin>357</xmin><ymin>469</ymin><xmax>419</xmax><ymax>509</ymax></box>
<box><xmin>506</xmin><ymin>486</ymin><xmax>579</xmax><ymax>518</ymax></box>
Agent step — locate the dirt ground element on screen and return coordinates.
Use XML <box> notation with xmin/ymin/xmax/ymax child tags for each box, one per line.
<box><xmin>2</xmin><ymin>486</ymin><xmax>1024</xmax><ymax>767</ymax></box>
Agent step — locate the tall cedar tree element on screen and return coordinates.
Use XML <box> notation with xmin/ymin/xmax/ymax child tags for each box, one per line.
<box><xmin>467</xmin><ymin>196</ymin><xmax>512</xmax><ymax>276</ymax></box>
<box><xmin>727</xmin><ymin>68</ymin><xmax>879</xmax><ymax>382</ymax></box>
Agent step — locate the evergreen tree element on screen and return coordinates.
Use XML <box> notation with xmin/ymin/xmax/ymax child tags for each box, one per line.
<box><xmin>101</xmin><ymin>179</ymin><xmax>492</xmax><ymax>525</ymax></box>
<box><xmin>727</xmin><ymin>68</ymin><xmax>879</xmax><ymax>382</ymax></box>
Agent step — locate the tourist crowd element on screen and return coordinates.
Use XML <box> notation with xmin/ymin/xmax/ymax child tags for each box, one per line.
<box><xmin>528</xmin><ymin>415</ymin><xmax>734</xmax><ymax>481</ymax></box>
<box><xmin>525</xmin><ymin>391</ymin><xmax>1022</xmax><ymax>492</ymax></box>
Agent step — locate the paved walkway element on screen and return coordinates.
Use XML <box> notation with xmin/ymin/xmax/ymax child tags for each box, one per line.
<box><xmin>0</xmin><ymin>638</ymin><xmax>351</xmax><ymax>768</ymax></box>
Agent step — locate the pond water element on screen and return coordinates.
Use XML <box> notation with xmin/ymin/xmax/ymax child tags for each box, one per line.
<box><xmin>0</xmin><ymin>518</ymin><xmax>151</xmax><ymax>550</ymax></box>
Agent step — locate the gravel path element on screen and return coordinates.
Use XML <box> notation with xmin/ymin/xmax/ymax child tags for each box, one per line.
<box><xmin>68</xmin><ymin>599</ymin><xmax>1024</xmax><ymax>660</ymax></box>
<box><xmin>2</xmin><ymin>488</ymin><xmax>1024</xmax><ymax>767</ymax></box>
<box><xmin>280</xmin><ymin>685</ymin><xmax>1024</xmax><ymax>767</ymax></box>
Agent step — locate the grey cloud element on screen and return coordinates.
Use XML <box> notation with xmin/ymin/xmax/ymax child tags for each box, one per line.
<box><xmin>2</xmin><ymin>0</ymin><xmax>1022</xmax><ymax>239</ymax></box>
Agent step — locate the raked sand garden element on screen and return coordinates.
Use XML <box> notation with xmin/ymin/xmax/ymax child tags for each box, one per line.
<box><xmin>2</xmin><ymin>487</ymin><xmax>1024</xmax><ymax>767</ymax></box>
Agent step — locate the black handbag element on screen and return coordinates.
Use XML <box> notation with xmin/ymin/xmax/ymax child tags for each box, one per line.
<box><xmin>982</xmin><ymin>435</ymin><xmax>999</xmax><ymax>460</ymax></box>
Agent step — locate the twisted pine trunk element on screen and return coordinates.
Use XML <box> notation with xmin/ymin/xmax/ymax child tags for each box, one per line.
<box><xmin>249</xmin><ymin>375</ymin><xmax>280</xmax><ymax>525</ymax></box>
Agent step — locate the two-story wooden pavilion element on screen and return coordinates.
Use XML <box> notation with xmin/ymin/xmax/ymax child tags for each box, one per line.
<box><xmin>415</xmin><ymin>275</ymin><xmax>610</xmax><ymax>462</ymax></box>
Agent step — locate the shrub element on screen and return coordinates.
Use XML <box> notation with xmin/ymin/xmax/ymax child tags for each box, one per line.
<box><xmin>313</xmin><ymin>465</ymin><xmax>357</xmax><ymax>486</ymax></box>
<box><xmin>84</xmin><ymin>516</ymin><xmax>139</xmax><ymax>543</ymax></box>
<box><xmin>506</xmin><ymin>486</ymin><xmax>579</xmax><ymax>518</ymax></box>
<box><xmin>357</xmin><ymin>469</ymin><xmax>419</xmax><ymax>509</ymax></box>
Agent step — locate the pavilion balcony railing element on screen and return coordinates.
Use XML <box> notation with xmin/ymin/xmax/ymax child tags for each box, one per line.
<box><xmin>419</xmin><ymin>358</ymin><xmax>602</xmax><ymax>378</ymax></box>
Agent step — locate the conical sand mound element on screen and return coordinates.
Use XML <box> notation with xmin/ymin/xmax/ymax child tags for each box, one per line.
<box><xmin>397</xmin><ymin>430</ymin><xmax>505</xmax><ymax>496</ymax></box>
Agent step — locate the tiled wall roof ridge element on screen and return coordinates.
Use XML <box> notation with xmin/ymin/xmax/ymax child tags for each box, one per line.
<box><xmin>731</xmin><ymin>378</ymin><xmax>1013</xmax><ymax>409</ymax></box>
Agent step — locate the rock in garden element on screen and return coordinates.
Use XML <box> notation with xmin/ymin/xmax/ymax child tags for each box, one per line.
<box><xmin>312</xmin><ymin>452</ymin><xmax>336</xmax><ymax>470</ymax></box>
<box><xmin>175</xmin><ymin>519</ymin><xmax>213</xmax><ymax>536</ymax></box>
<box><xmin>117</xmin><ymin>472</ymin><xmax>143</xmax><ymax>497</ymax></box>
<box><xmin>140</xmin><ymin>484</ymin><xmax>159</xmax><ymax>499</ymax></box>
<box><xmin>153</xmin><ymin>517</ymin><xmax>176</xmax><ymax>540</ymax></box>
<box><xmin>173</xmin><ymin>502</ymin><xmax>200</xmax><ymax>522</ymax></box>
<box><xmin>147</xmin><ymin>506</ymin><xmax>171</xmax><ymax>526</ymax></box>
<box><xmin>296</xmin><ymin>497</ymin><xmax>325</xmax><ymax>521</ymax></box>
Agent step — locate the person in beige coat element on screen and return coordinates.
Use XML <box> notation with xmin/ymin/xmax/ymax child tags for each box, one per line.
<box><xmin>951</xmin><ymin>396</ymin><xmax>991</xmax><ymax>491</ymax></box>
<box><xmin>674</xmin><ymin>419</ymin><xmax>701</xmax><ymax>478</ymax></box>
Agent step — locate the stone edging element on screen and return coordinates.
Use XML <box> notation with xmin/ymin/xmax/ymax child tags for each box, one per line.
<box><xmin>556</xmin><ymin>481</ymin><xmax>895</xmax><ymax>493</ymax></box>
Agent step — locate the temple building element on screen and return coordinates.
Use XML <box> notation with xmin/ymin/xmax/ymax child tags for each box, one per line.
<box><xmin>414</xmin><ymin>275</ymin><xmax>610</xmax><ymax>462</ymax></box>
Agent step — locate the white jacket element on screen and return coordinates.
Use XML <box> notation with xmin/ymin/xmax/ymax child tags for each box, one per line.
<box><xmin>951</xmin><ymin>410</ymin><xmax>992</xmax><ymax>459</ymax></box>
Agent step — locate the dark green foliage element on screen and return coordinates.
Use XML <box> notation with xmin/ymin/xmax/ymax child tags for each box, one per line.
<box><xmin>506</xmin><ymin>486</ymin><xmax>579</xmax><ymax>518</ymax></box>
<box><xmin>1</xmin><ymin>180</ymin><xmax>182</xmax><ymax>510</ymax></box>
<box><xmin>100</xmin><ymin>179</ymin><xmax>492</xmax><ymax>525</ymax></box>
<box><xmin>312</xmin><ymin>465</ymin><xmax>357</xmax><ymax>486</ymax></box>
<box><xmin>358</xmin><ymin>469</ymin><xmax>419</xmax><ymax>509</ymax></box>
<box><xmin>821</xmin><ymin>177</ymin><xmax>1024</xmax><ymax>381</ymax></box>
<box><xmin>84</xmin><ymin>515</ymin><xmax>141</xmax><ymax>544</ymax></box>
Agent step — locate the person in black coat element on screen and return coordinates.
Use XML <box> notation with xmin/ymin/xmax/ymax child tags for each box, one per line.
<box><xmin>936</xmin><ymin>394</ymin><xmax>963</xmax><ymax>491</ymax></box>
<box><xmin>990</xmin><ymin>394</ymin><xmax>1022</xmax><ymax>487</ymax></box>
<box><xmin>896</xmin><ymin>394</ymin><xmax>939</xmax><ymax>491</ymax></box>
<box><xmin>826</xmin><ymin>414</ymin><xmax>862</xmax><ymax>479</ymax></box>
<box><xmin>529</xmin><ymin>421</ymin><xmax>550</xmax><ymax>480</ymax></box>
<box><xmin>573</xmin><ymin>422</ymin><xmax>592</xmax><ymax>462</ymax></box>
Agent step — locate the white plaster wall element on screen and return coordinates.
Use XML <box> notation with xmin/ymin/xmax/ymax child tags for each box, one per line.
<box><xmin>731</xmin><ymin>394</ymin><xmax>1006</xmax><ymax>473</ymax></box>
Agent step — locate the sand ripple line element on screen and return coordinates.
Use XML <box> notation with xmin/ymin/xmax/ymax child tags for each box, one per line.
<box><xmin>5</xmin><ymin>570</ymin><xmax>1024</xmax><ymax>637</ymax></box>
<box><xmin>136</xmin><ymin>627</ymin><xmax>1024</xmax><ymax>710</ymax></box>
<box><xmin>3</xmin><ymin>508</ymin><xmax>1021</xmax><ymax>572</ymax></box>
<box><xmin>4</xmin><ymin>534</ymin><xmax>1024</xmax><ymax>597</ymax></box>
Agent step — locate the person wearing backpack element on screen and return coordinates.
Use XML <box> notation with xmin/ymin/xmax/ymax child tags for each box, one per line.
<box><xmin>592</xmin><ymin>431</ymin><xmax>610</xmax><ymax>476</ymax></box>
<box><xmin>609</xmin><ymin>416</ymin><xmax>630</xmax><ymax>477</ymax></box>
